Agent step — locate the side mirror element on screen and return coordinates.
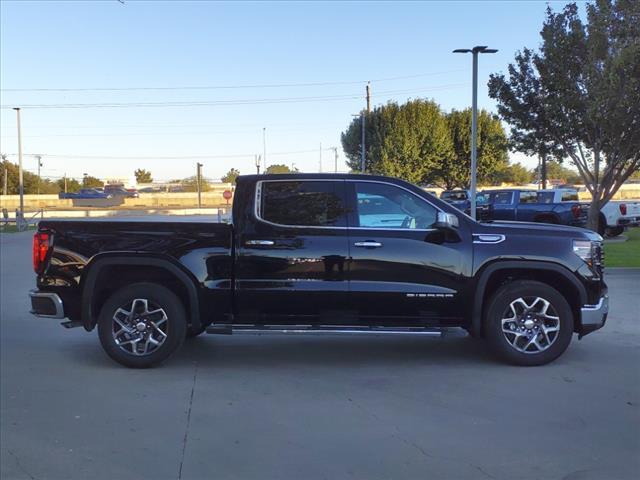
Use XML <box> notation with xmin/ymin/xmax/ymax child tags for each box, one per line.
<box><xmin>434</xmin><ymin>211</ymin><xmax>459</xmax><ymax>229</ymax></box>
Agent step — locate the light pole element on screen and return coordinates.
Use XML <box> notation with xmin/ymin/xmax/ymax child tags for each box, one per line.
<box><xmin>13</xmin><ymin>108</ymin><xmax>24</xmax><ymax>229</ymax></box>
<box><xmin>36</xmin><ymin>155</ymin><xmax>42</xmax><ymax>195</ymax></box>
<box><xmin>453</xmin><ymin>45</ymin><xmax>497</xmax><ymax>220</ymax></box>
<box><xmin>196</xmin><ymin>163</ymin><xmax>203</xmax><ymax>208</ymax></box>
<box><xmin>262</xmin><ymin>127</ymin><xmax>267</xmax><ymax>172</ymax></box>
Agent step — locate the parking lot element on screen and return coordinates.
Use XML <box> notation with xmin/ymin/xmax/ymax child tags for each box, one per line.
<box><xmin>1</xmin><ymin>230</ymin><xmax>639</xmax><ymax>480</ymax></box>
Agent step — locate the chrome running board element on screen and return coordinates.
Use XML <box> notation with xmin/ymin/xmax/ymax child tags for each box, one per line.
<box><xmin>206</xmin><ymin>324</ymin><xmax>446</xmax><ymax>337</ymax></box>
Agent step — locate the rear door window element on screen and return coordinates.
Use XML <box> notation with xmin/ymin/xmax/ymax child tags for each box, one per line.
<box><xmin>258</xmin><ymin>181</ymin><xmax>348</xmax><ymax>227</ymax></box>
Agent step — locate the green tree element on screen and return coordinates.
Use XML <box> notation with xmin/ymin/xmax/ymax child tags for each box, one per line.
<box><xmin>82</xmin><ymin>175</ymin><xmax>103</xmax><ymax>188</ymax></box>
<box><xmin>221</xmin><ymin>168</ymin><xmax>240</xmax><ymax>183</ymax></box>
<box><xmin>134</xmin><ymin>169</ymin><xmax>153</xmax><ymax>183</ymax></box>
<box><xmin>495</xmin><ymin>162</ymin><xmax>534</xmax><ymax>185</ymax></box>
<box><xmin>265</xmin><ymin>164</ymin><xmax>296</xmax><ymax>174</ymax></box>
<box><xmin>180</xmin><ymin>175</ymin><xmax>210</xmax><ymax>192</ymax></box>
<box><xmin>56</xmin><ymin>177</ymin><xmax>81</xmax><ymax>193</ymax></box>
<box><xmin>434</xmin><ymin>108</ymin><xmax>509</xmax><ymax>189</ymax></box>
<box><xmin>0</xmin><ymin>158</ymin><xmax>60</xmax><ymax>194</ymax></box>
<box><xmin>534</xmin><ymin>160</ymin><xmax>582</xmax><ymax>185</ymax></box>
<box><xmin>488</xmin><ymin>0</ymin><xmax>640</xmax><ymax>230</ymax></box>
<box><xmin>341</xmin><ymin>99</ymin><xmax>453</xmax><ymax>185</ymax></box>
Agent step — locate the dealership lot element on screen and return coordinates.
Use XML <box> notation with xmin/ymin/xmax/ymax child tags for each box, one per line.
<box><xmin>1</xmin><ymin>231</ymin><xmax>639</xmax><ymax>480</ymax></box>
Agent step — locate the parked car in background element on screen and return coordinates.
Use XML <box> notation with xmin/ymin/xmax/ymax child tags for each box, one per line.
<box><xmin>440</xmin><ymin>189</ymin><xmax>490</xmax><ymax>220</ymax></box>
<box><xmin>58</xmin><ymin>189</ymin><xmax>113</xmax><ymax>200</ymax></box>
<box><xmin>104</xmin><ymin>185</ymin><xmax>139</xmax><ymax>198</ymax></box>
<box><xmin>483</xmin><ymin>189</ymin><xmax>588</xmax><ymax>227</ymax></box>
<box><xmin>539</xmin><ymin>189</ymin><xmax>640</xmax><ymax>236</ymax></box>
<box><xmin>29</xmin><ymin>173</ymin><xmax>608</xmax><ymax>368</ymax></box>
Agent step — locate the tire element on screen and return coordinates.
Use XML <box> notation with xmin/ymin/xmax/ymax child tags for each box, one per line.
<box><xmin>97</xmin><ymin>282</ymin><xmax>187</xmax><ymax>368</ymax></box>
<box><xmin>605</xmin><ymin>226</ymin><xmax>624</xmax><ymax>237</ymax></box>
<box><xmin>484</xmin><ymin>280</ymin><xmax>574</xmax><ymax>366</ymax></box>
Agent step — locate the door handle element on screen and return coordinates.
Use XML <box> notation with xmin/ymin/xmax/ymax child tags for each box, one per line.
<box><xmin>245</xmin><ymin>240</ymin><xmax>275</xmax><ymax>246</ymax></box>
<box><xmin>354</xmin><ymin>241</ymin><xmax>383</xmax><ymax>248</ymax></box>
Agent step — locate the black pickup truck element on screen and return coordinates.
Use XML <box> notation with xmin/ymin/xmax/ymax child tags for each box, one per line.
<box><xmin>29</xmin><ymin>174</ymin><xmax>608</xmax><ymax>368</ymax></box>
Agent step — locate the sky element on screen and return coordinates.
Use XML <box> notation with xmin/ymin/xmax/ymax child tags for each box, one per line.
<box><xmin>0</xmin><ymin>0</ymin><xmax>574</xmax><ymax>184</ymax></box>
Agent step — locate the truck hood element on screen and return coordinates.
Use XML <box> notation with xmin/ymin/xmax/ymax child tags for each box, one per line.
<box><xmin>476</xmin><ymin>220</ymin><xmax>602</xmax><ymax>241</ymax></box>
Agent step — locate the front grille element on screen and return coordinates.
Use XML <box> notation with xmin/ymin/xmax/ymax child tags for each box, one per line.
<box><xmin>592</xmin><ymin>241</ymin><xmax>604</xmax><ymax>277</ymax></box>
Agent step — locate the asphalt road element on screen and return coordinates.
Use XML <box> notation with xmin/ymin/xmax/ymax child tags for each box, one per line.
<box><xmin>1</xmin><ymin>230</ymin><xmax>639</xmax><ymax>480</ymax></box>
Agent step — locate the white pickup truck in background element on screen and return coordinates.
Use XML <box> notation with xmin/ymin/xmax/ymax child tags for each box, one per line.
<box><xmin>538</xmin><ymin>189</ymin><xmax>640</xmax><ymax>237</ymax></box>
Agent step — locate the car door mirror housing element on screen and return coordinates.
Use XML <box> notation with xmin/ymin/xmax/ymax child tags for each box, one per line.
<box><xmin>435</xmin><ymin>211</ymin><xmax>459</xmax><ymax>229</ymax></box>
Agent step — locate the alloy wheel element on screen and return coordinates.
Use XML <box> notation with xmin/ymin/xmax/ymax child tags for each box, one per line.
<box><xmin>112</xmin><ymin>298</ymin><xmax>169</xmax><ymax>356</ymax></box>
<box><xmin>501</xmin><ymin>296</ymin><xmax>560</xmax><ymax>354</ymax></box>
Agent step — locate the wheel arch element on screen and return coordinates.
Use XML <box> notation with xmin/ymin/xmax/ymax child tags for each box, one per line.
<box><xmin>471</xmin><ymin>261</ymin><xmax>587</xmax><ymax>338</ymax></box>
<box><xmin>80</xmin><ymin>254</ymin><xmax>201</xmax><ymax>332</ymax></box>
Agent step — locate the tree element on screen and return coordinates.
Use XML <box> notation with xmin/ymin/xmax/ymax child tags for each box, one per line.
<box><xmin>134</xmin><ymin>169</ymin><xmax>153</xmax><ymax>183</ymax></box>
<box><xmin>534</xmin><ymin>160</ymin><xmax>582</xmax><ymax>185</ymax></box>
<box><xmin>56</xmin><ymin>177</ymin><xmax>81</xmax><ymax>193</ymax></box>
<box><xmin>265</xmin><ymin>164</ymin><xmax>296</xmax><ymax>174</ymax></box>
<box><xmin>433</xmin><ymin>108</ymin><xmax>509</xmax><ymax>189</ymax></box>
<box><xmin>180</xmin><ymin>175</ymin><xmax>210</xmax><ymax>192</ymax></box>
<box><xmin>221</xmin><ymin>168</ymin><xmax>240</xmax><ymax>184</ymax></box>
<box><xmin>82</xmin><ymin>175</ymin><xmax>103</xmax><ymax>188</ymax></box>
<box><xmin>496</xmin><ymin>162</ymin><xmax>534</xmax><ymax>185</ymax></box>
<box><xmin>341</xmin><ymin>99</ymin><xmax>453</xmax><ymax>185</ymax></box>
<box><xmin>0</xmin><ymin>158</ymin><xmax>60</xmax><ymax>194</ymax></box>
<box><xmin>488</xmin><ymin>0</ymin><xmax>640</xmax><ymax>230</ymax></box>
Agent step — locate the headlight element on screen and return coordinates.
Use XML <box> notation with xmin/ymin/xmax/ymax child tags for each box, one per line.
<box><xmin>573</xmin><ymin>240</ymin><xmax>592</xmax><ymax>263</ymax></box>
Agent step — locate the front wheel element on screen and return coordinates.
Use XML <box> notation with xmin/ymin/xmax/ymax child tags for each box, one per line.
<box><xmin>97</xmin><ymin>283</ymin><xmax>187</xmax><ymax>368</ymax></box>
<box><xmin>484</xmin><ymin>280</ymin><xmax>574</xmax><ymax>366</ymax></box>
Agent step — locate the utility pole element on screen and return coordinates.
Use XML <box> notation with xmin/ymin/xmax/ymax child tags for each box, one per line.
<box><xmin>196</xmin><ymin>162</ymin><xmax>203</xmax><ymax>208</ymax></box>
<box><xmin>360</xmin><ymin>112</ymin><xmax>366</xmax><ymax>173</ymax></box>
<box><xmin>453</xmin><ymin>46</ymin><xmax>498</xmax><ymax>220</ymax></box>
<box><xmin>36</xmin><ymin>155</ymin><xmax>42</xmax><ymax>195</ymax></box>
<box><xmin>13</xmin><ymin>108</ymin><xmax>24</xmax><ymax>229</ymax></box>
<box><xmin>1</xmin><ymin>154</ymin><xmax>7</xmax><ymax>196</ymax></box>
<box><xmin>319</xmin><ymin>142</ymin><xmax>322</xmax><ymax>173</ymax></box>
<box><xmin>366</xmin><ymin>81</ymin><xmax>371</xmax><ymax>113</ymax></box>
<box><xmin>333</xmin><ymin>147</ymin><xmax>338</xmax><ymax>173</ymax></box>
<box><xmin>262</xmin><ymin>127</ymin><xmax>267</xmax><ymax>172</ymax></box>
<box><xmin>64</xmin><ymin>174</ymin><xmax>68</xmax><ymax>193</ymax></box>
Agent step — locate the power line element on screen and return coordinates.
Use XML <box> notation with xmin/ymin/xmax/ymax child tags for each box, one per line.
<box><xmin>0</xmin><ymin>84</ymin><xmax>467</xmax><ymax>110</ymax></box>
<box><xmin>0</xmin><ymin>70</ymin><xmax>466</xmax><ymax>92</ymax></box>
<box><xmin>2</xmin><ymin>148</ymin><xmax>339</xmax><ymax>160</ymax></box>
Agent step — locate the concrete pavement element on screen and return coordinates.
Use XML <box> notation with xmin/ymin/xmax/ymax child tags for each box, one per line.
<box><xmin>1</xmin><ymin>230</ymin><xmax>639</xmax><ymax>480</ymax></box>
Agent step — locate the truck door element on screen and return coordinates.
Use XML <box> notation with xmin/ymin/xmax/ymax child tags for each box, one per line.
<box><xmin>345</xmin><ymin>180</ymin><xmax>469</xmax><ymax>325</ymax></box>
<box><xmin>235</xmin><ymin>179</ymin><xmax>350</xmax><ymax>323</ymax></box>
<box><xmin>489</xmin><ymin>191</ymin><xmax>515</xmax><ymax>221</ymax></box>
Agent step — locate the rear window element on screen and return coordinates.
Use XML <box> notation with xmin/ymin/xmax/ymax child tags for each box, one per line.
<box><xmin>259</xmin><ymin>181</ymin><xmax>347</xmax><ymax>227</ymax></box>
<box><xmin>561</xmin><ymin>191</ymin><xmax>579</xmax><ymax>201</ymax></box>
<box><xmin>537</xmin><ymin>192</ymin><xmax>554</xmax><ymax>204</ymax></box>
<box><xmin>441</xmin><ymin>191</ymin><xmax>468</xmax><ymax>201</ymax></box>
<box><xmin>519</xmin><ymin>191</ymin><xmax>538</xmax><ymax>204</ymax></box>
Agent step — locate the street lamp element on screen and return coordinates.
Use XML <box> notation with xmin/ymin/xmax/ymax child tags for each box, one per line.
<box><xmin>453</xmin><ymin>45</ymin><xmax>498</xmax><ymax>220</ymax></box>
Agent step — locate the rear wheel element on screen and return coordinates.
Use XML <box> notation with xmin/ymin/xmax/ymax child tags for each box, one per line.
<box><xmin>484</xmin><ymin>280</ymin><xmax>574</xmax><ymax>366</ymax></box>
<box><xmin>97</xmin><ymin>283</ymin><xmax>187</xmax><ymax>368</ymax></box>
<box><xmin>605</xmin><ymin>226</ymin><xmax>624</xmax><ymax>237</ymax></box>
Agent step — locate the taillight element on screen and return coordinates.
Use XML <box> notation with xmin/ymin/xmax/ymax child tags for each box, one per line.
<box><xmin>571</xmin><ymin>204</ymin><xmax>581</xmax><ymax>218</ymax></box>
<box><xmin>32</xmin><ymin>232</ymin><xmax>50</xmax><ymax>274</ymax></box>
<box><xmin>619</xmin><ymin>203</ymin><xmax>627</xmax><ymax>215</ymax></box>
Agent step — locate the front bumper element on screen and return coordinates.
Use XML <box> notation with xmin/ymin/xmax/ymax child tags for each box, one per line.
<box><xmin>29</xmin><ymin>290</ymin><xmax>65</xmax><ymax>319</ymax></box>
<box><xmin>579</xmin><ymin>294</ymin><xmax>609</xmax><ymax>337</ymax></box>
